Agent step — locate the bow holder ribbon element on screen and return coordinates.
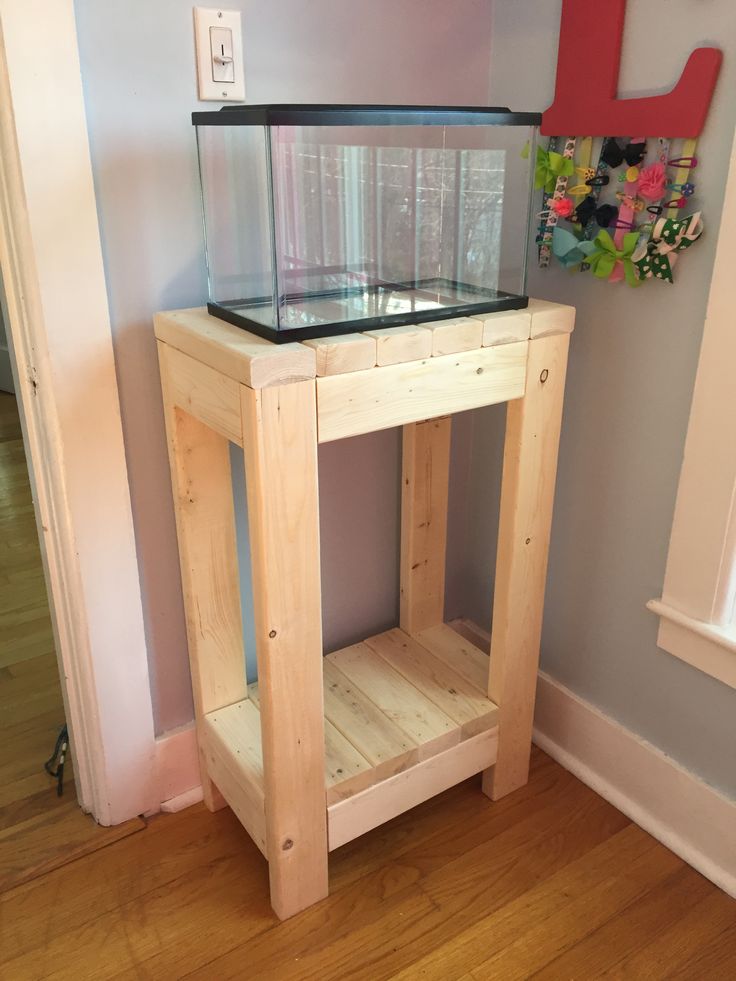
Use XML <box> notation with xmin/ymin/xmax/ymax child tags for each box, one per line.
<box><xmin>534</xmin><ymin>146</ymin><xmax>575</xmax><ymax>193</ymax></box>
<box><xmin>600</xmin><ymin>139</ymin><xmax>647</xmax><ymax>169</ymax></box>
<box><xmin>588</xmin><ymin>229</ymin><xmax>642</xmax><ymax>287</ymax></box>
<box><xmin>633</xmin><ymin>212</ymin><xmax>704</xmax><ymax>283</ymax></box>
<box><xmin>552</xmin><ymin>227</ymin><xmax>597</xmax><ymax>268</ymax></box>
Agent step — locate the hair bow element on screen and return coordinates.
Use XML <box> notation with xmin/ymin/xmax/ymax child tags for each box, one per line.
<box><xmin>588</xmin><ymin>229</ymin><xmax>642</xmax><ymax>287</ymax></box>
<box><xmin>552</xmin><ymin>227</ymin><xmax>596</xmax><ymax>269</ymax></box>
<box><xmin>573</xmin><ymin>196</ymin><xmax>619</xmax><ymax>229</ymax></box>
<box><xmin>534</xmin><ymin>146</ymin><xmax>574</xmax><ymax>193</ymax></box>
<box><xmin>633</xmin><ymin>212</ymin><xmax>703</xmax><ymax>283</ymax></box>
<box><xmin>600</xmin><ymin>139</ymin><xmax>647</xmax><ymax>169</ymax></box>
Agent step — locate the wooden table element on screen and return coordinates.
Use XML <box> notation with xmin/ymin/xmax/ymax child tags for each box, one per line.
<box><xmin>154</xmin><ymin>299</ymin><xmax>574</xmax><ymax>920</ymax></box>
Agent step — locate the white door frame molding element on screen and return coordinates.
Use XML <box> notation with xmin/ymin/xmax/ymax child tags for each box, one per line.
<box><xmin>0</xmin><ymin>0</ymin><xmax>157</xmax><ymax>823</ymax></box>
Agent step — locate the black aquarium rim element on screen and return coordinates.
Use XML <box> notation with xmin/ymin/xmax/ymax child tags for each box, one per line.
<box><xmin>192</xmin><ymin>104</ymin><xmax>542</xmax><ymax>128</ymax></box>
<box><xmin>206</xmin><ymin>294</ymin><xmax>530</xmax><ymax>345</ymax></box>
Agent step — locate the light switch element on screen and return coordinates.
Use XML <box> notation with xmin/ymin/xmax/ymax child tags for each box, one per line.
<box><xmin>210</xmin><ymin>26</ymin><xmax>234</xmax><ymax>83</ymax></box>
<box><xmin>193</xmin><ymin>7</ymin><xmax>245</xmax><ymax>102</ymax></box>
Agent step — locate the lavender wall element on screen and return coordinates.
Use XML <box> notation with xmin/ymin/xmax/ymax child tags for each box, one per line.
<box><xmin>476</xmin><ymin>0</ymin><xmax>736</xmax><ymax>796</ymax></box>
<box><xmin>73</xmin><ymin>0</ymin><xmax>494</xmax><ymax>731</ymax></box>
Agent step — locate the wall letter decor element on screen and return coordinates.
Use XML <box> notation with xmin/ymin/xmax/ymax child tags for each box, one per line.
<box><xmin>542</xmin><ymin>0</ymin><xmax>722</xmax><ymax>137</ymax></box>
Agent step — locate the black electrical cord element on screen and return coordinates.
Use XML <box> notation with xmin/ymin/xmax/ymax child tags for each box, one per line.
<box><xmin>44</xmin><ymin>724</ymin><xmax>68</xmax><ymax>797</ymax></box>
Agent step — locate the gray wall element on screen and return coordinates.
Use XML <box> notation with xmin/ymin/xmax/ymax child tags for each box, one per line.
<box><xmin>466</xmin><ymin>0</ymin><xmax>735</xmax><ymax>796</ymax></box>
<box><xmin>73</xmin><ymin>0</ymin><xmax>493</xmax><ymax>732</ymax></box>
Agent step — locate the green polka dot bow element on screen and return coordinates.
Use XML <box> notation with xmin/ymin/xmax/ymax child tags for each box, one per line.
<box><xmin>634</xmin><ymin>212</ymin><xmax>703</xmax><ymax>284</ymax></box>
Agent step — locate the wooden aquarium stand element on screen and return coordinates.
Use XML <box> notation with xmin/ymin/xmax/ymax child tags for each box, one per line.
<box><xmin>154</xmin><ymin>300</ymin><xmax>574</xmax><ymax>920</ymax></box>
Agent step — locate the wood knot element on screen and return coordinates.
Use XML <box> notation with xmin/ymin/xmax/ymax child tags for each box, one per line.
<box><xmin>540</xmin><ymin>369</ymin><xmax>549</xmax><ymax>383</ymax></box>
<box><xmin>282</xmin><ymin>838</ymin><xmax>294</xmax><ymax>851</ymax></box>
<box><xmin>269</xmin><ymin>629</ymin><xmax>277</xmax><ymax>639</ymax></box>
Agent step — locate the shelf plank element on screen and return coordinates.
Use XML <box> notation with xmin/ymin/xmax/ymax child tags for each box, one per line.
<box><xmin>327</xmin><ymin>641</ymin><xmax>459</xmax><ymax>759</ymax></box>
<box><xmin>473</xmin><ymin>309</ymin><xmax>532</xmax><ymax>347</ymax></box>
<box><xmin>362</xmin><ymin>324</ymin><xmax>432</xmax><ymax>366</ymax></box>
<box><xmin>302</xmin><ymin>333</ymin><xmax>377</xmax><ymax>376</ymax></box>
<box><xmin>322</xmin><ymin>660</ymin><xmax>419</xmax><ymax>780</ymax></box>
<box><xmin>248</xmin><ymin>683</ymin><xmax>374</xmax><ymax>804</ymax></box>
<box><xmin>327</xmin><ymin>727</ymin><xmax>498</xmax><ymax>850</ymax></box>
<box><xmin>364</xmin><ymin>629</ymin><xmax>497</xmax><ymax>738</ymax></box>
<box><xmin>203</xmin><ymin>700</ymin><xmax>267</xmax><ymax>857</ymax></box>
<box><xmin>413</xmin><ymin>622</ymin><xmax>490</xmax><ymax>692</ymax></box>
<box><xmin>418</xmin><ymin>317</ymin><xmax>483</xmax><ymax>356</ymax></box>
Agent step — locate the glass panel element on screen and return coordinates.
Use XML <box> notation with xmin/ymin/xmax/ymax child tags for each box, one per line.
<box><xmin>196</xmin><ymin>123</ymin><xmax>276</xmax><ymax>328</ymax></box>
<box><xmin>265</xmin><ymin>123</ymin><xmax>533</xmax><ymax>331</ymax></box>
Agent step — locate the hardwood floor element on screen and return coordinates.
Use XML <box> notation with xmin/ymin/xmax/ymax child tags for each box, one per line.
<box><xmin>0</xmin><ymin>746</ymin><xmax>733</xmax><ymax>979</ymax></box>
<box><xmin>0</xmin><ymin>392</ymin><xmax>144</xmax><ymax>893</ymax></box>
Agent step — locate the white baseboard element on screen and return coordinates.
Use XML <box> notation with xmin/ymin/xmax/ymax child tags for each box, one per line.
<box><xmin>154</xmin><ymin>723</ymin><xmax>201</xmax><ymax>811</ymax></box>
<box><xmin>533</xmin><ymin>671</ymin><xmax>736</xmax><ymax>898</ymax></box>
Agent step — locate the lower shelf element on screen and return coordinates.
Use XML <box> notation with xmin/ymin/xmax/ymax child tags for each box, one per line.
<box><xmin>203</xmin><ymin>621</ymin><xmax>498</xmax><ymax>853</ymax></box>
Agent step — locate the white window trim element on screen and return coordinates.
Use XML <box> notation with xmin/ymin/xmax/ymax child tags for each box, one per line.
<box><xmin>649</xmin><ymin>123</ymin><xmax>736</xmax><ymax>690</ymax></box>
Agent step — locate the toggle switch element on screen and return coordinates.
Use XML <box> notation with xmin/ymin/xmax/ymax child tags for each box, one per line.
<box><xmin>210</xmin><ymin>26</ymin><xmax>234</xmax><ymax>83</ymax></box>
<box><xmin>194</xmin><ymin>8</ymin><xmax>245</xmax><ymax>102</ymax></box>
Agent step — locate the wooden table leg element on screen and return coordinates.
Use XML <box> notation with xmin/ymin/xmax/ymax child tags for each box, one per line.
<box><xmin>241</xmin><ymin>380</ymin><xmax>328</xmax><ymax>920</ymax></box>
<box><xmin>484</xmin><ymin>332</ymin><xmax>570</xmax><ymax>801</ymax></box>
<box><xmin>400</xmin><ymin>416</ymin><xmax>452</xmax><ymax>634</ymax></box>
<box><xmin>158</xmin><ymin>341</ymin><xmax>248</xmax><ymax>812</ymax></box>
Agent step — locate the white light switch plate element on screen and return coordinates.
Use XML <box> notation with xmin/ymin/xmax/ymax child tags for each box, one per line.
<box><xmin>193</xmin><ymin>7</ymin><xmax>245</xmax><ymax>102</ymax></box>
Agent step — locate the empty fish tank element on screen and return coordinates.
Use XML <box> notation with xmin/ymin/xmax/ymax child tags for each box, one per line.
<box><xmin>194</xmin><ymin>105</ymin><xmax>540</xmax><ymax>343</ymax></box>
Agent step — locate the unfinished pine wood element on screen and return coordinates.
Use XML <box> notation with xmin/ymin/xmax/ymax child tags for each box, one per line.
<box><xmin>418</xmin><ymin>317</ymin><xmax>483</xmax><ymax>356</ymax></box>
<box><xmin>159</xmin><ymin>343</ymin><xmax>247</xmax><ymax>813</ymax></box>
<box><xmin>322</xmin><ymin>660</ymin><xmax>419</xmax><ymax>781</ymax></box>
<box><xmin>203</xmin><ymin>701</ymin><xmax>267</xmax><ymax>857</ymax></box>
<box><xmin>243</xmin><ymin>626</ymin><xmax>497</xmax><ymax>811</ymax></box>
<box><xmin>485</xmin><ymin>332</ymin><xmax>570</xmax><ymax>801</ymax></box>
<box><xmin>364</xmin><ymin>629</ymin><xmax>498</xmax><ymax>738</ymax></box>
<box><xmin>400</xmin><ymin>416</ymin><xmax>451</xmax><ymax>633</ymax></box>
<box><xmin>414</xmin><ymin>622</ymin><xmax>490</xmax><ymax>692</ymax></box>
<box><xmin>248</xmin><ymin>682</ymin><xmax>375</xmax><ymax>805</ymax></box>
<box><xmin>154</xmin><ymin>307</ymin><xmax>316</xmax><ymax>389</ymax></box>
<box><xmin>363</xmin><ymin>324</ymin><xmax>433</xmax><ymax>365</ymax></box>
<box><xmin>474</xmin><ymin>309</ymin><xmax>532</xmax><ymax>346</ymax></box>
<box><xmin>158</xmin><ymin>343</ymin><xmax>242</xmax><ymax>445</ymax></box>
<box><xmin>302</xmin><ymin>333</ymin><xmax>377</xmax><ymax>376</ymax></box>
<box><xmin>328</xmin><ymin>641</ymin><xmax>459</xmax><ymax>760</ymax></box>
<box><xmin>317</xmin><ymin>341</ymin><xmax>528</xmax><ymax>443</ymax></box>
<box><xmin>527</xmin><ymin>298</ymin><xmax>576</xmax><ymax>339</ymax></box>
<box><xmin>240</xmin><ymin>379</ymin><xmax>328</xmax><ymax>919</ymax></box>
<box><xmin>327</xmin><ymin>727</ymin><xmax>498</xmax><ymax>850</ymax></box>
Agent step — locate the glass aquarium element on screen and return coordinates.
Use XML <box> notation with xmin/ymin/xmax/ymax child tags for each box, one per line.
<box><xmin>193</xmin><ymin>105</ymin><xmax>540</xmax><ymax>343</ymax></box>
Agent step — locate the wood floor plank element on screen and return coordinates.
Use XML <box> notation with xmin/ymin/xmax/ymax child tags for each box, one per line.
<box><xmin>600</xmin><ymin>887</ymin><xmax>736</xmax><ymax>980</ymax></box>
<box><xmin>530</xmin><ymin>864</ymin><xmax>719</xmax><ymax>979</ymax></box>
<box><xmin>386</xmin><ymin>823</ymin><xmax>665</xmax><ymax>981</ymax></box>
<box><xmin>0</xmin><ymin>804</ymin><xmax>144</xmax><ymax>892</ymax></box>
<box><xmin>662</xmin><ymin>920</ymin><xmax>736</xmax><ymax>980</ymax></box>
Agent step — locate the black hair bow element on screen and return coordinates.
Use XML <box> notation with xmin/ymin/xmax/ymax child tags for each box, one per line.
<box><xmin>573</xmin><ymin>197</ymin><xmax>619</xmax><ymax>229</ymax></box>
<box><xmin>600</xmin><ymin>139</ymin><xmax>647</xmax><ymax>169</ymax></box>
